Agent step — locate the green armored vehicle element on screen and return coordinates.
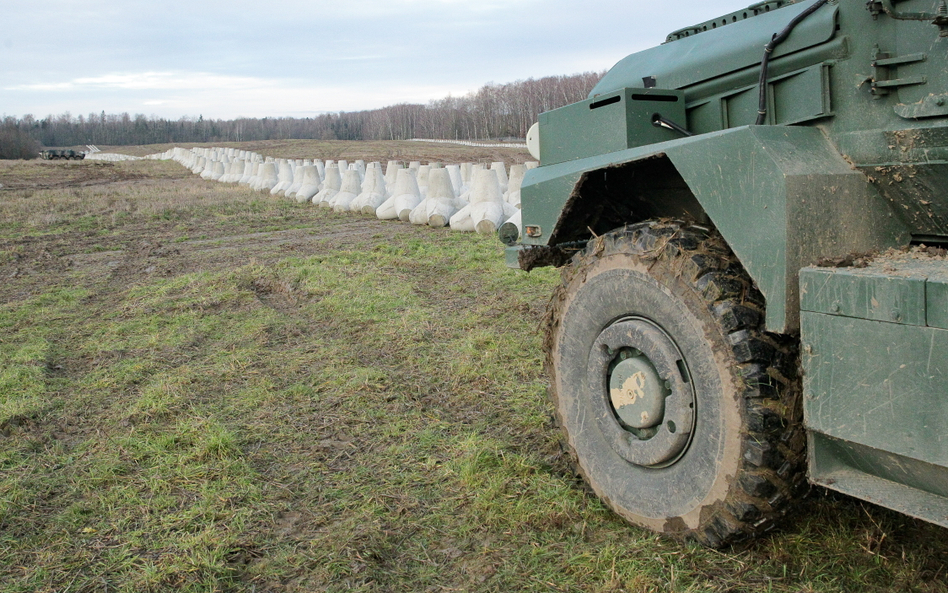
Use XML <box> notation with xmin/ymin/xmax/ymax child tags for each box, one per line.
<box><xmin>40</xmin><ymin>149</ymin><xmax>85</xmax><ymax>160</ymax></box>
<box><xmin>508</xmin><ymin>0</ymin><xmax>948</xmax><ymax>546</ymax></box>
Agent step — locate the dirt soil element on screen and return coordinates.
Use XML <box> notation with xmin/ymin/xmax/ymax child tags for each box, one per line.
<box><xmin>0</xmin><ymin>161</ymin><xmax>426</xmax><ymax>306</ymax></box>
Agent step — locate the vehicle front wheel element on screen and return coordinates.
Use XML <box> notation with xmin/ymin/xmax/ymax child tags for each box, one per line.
<box><xmin>545</xmin><ymin>221</ymin><xmax>805</xmax><ymax>546</ymax></box>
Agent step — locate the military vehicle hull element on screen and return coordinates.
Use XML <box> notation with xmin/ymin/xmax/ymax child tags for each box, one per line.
<box><xmin>512</xmin><ymin>0</ymin><xmax>948</xmax><ymax>544</ymax></box>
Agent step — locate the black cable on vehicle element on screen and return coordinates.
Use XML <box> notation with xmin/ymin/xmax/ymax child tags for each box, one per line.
<box><xmin>652</xmin><ymin>114</ymin><xmax>693</xmax><ymax>137</ymax></box>
<box><xmin>755</xmin><ymin>0</ymin><xmax>830</xmax><ymax>125</ymax></box>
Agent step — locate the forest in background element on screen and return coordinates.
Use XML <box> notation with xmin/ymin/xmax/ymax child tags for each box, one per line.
<box><xmin>0</xmin><ymin>72</ymin><xmax>603</xmax><ymax>157</ymax></box>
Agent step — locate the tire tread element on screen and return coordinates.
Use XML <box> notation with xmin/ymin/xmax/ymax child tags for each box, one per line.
<box><xmin>545</xmin><ymin>220</ymin><xmax>806</xmax><ymax>547</ymax></box>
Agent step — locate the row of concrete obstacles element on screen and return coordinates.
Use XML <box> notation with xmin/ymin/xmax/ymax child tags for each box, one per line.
<box><xmin>85</xmin><ymin>152</ymin><xmax>142</xmax><ymax>162</ymax></box>
<box><xmin>148</xmin><ymin>147</ymin><xmax>535</xmax><ymax>238</ymax></box>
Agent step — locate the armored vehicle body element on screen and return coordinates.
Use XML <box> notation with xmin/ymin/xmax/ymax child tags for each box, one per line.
<box><xmin>510</xmin><ymin>0</ymin><xmax>948</xmax><ymax>545</ymax></box>
<box><xmin>40</xmin><ymin>149</ymin><xmax>85</xmax><ymax>160</ymax></box>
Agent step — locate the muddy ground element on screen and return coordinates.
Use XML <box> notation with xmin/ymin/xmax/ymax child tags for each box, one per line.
<box><xmin>0</xmin><ymin>153</ymin><xmax>472</xmax><ymax>305</ymax></box>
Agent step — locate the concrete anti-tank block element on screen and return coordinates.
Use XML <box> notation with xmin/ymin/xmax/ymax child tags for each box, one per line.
<box><xmin>313</xmin><ymin>165</ymin><xmax>342</xmax><ymax>207</ymax></box>
<box><xmin>376</xmin><ymin>168</ymin><xmax>420</xmax><ymax>220</ymax></box>
<box><xmin>331</xmin><ymin>168</ymin><xmax>363</xmax><ymax>212</ymax></box>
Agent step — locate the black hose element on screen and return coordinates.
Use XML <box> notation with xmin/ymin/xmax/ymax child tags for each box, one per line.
<box><xmin>755</xmin><ymin>0</ymin><xmax>830</xmax><ymax>125</ymax></box>
<box><xmin>652</xmin><ymin>114</ymin><xmax>693</xmax><ymax>137</ymax></box>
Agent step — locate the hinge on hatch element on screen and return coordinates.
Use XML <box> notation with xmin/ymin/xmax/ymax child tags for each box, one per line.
<box><xmin>870</xmin><ymin>46</ymin><xmax>927</xmax><ymax>96</ymax></box>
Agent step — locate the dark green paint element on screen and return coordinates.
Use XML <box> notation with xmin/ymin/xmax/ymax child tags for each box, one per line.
<box><xmin>926</xmin><ymin>276</ymin><xmax>948</xmax><ymax>329</ymax></box>
<box><xmin>589</xmin><ymin>2</ymin><xmax>838</xmax><ymax>99</ymax></box>
<box><xmin>800</xmin><ymin>257</ymin><xmax>948</xmax><ymax>525</ymax></box>
<box><xmin>521</xmin><ymin>0</ymin><xmax>948</xmax><ymax>529</ymax></box>
<box><xmin>667</xmin><ymin>126</ymin><xmax>908</xmax><ymax>331</ymax></box>
<box><xmin>808</xmin><ymin>433</ymin><xmax>948</xmax><ymax>528</ymax></box>
<box><xmin>523</xmin><ymin>126</ymin><xmax>908</xmax><ymax>331</ymax></box>
<box><xmin>801</xmin><ymin>310</ymin><xmax>948</xmax><ymax>466</ymax></box>
<box><xmin>539</xmin><ymin>88</ymin><xmax>686</xmax><ymax>166</ymax></box>
<box><xmin>800</xmin><ymin>265</ymin><xmax>927</xmax><ymax>325</ymax></box>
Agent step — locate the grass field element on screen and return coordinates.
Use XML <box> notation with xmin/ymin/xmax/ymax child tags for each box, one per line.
<box><xmin>1</xmin><ymin>146</ymin><xmax>947</xmax><ymax>592</ymax></box>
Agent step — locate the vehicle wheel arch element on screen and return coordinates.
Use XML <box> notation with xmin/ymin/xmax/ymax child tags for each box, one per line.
<box><xmin>549</xmin><ymin>155</ymin><xmax>710</xmax><ymax>247</ymax></box>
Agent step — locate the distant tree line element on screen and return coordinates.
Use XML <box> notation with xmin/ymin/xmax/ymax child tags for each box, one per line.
<box><xmin>1</xmin><ymin>72</ymin><xmax>603</xmax><ymax>155</ymax></box>
<box><xmin>0</xmin><ymin>124</ymin><xmax>41</xmax><ymax>159</ymax></box>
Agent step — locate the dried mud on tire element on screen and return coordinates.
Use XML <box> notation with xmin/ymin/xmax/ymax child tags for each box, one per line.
<box><xmin>544</xmin><ymin>221</ymin><xmax>806</xmax><ymax>546</ymax></box>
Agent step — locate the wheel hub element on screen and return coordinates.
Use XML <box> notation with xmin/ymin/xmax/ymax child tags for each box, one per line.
<box><xmin>608</xmin><ymin>353</ymin><xmax>666</xmax><ymax>430</ymax></box>
<box><xmin>588</xmin><ymin>317</ymin><xmax>696</xmax><ymax>468</ymax></box>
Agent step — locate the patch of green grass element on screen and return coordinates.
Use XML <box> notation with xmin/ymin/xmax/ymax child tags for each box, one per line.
<box><xmin>0</xmin><ymin>338</ymin><xmax>50</xmax><ymax>424</ymax></box>
<box><xmin>1</xmin><ymin>152</ymin><xmax>947</xmax><ymax>593</ymax></box>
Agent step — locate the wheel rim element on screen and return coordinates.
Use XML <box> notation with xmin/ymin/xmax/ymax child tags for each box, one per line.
<box><xmin>587</xmin><ymin>316</ymin><xmax>696</xmax><ymax>468</ymax></box>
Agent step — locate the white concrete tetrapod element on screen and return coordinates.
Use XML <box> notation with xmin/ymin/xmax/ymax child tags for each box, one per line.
<box><xmin>350</xmin><ymin>163</ymin><xmax>380</xmax><ymax>213</ymax></box>
<box><xmin>252</xmin><ymin>167</ymin><xmax>264</xmax><ymax>190</ymax></box>
<box><xmin>453</xmin><ymin>169</ymin><xmax>513</xmax><ymax>234</ymax></box>
<box><xmin>415</xmin><ymin>164</ymin><xmax>431</xmax><ymax>198</ymax></box>
<box><xmin>228</xmin><ymin>159</ymin><xmax>246</xmax><ymax>183</ymax></box>
<box><xmin>491</xmin><ymin>161</ymin><xmax>509</xmax><ymax>192</ymax></box>
<box><xmin>269</xmin><ymin>159</ymin><xmax>285</xmax><ymax>194</ymax></box>
<box><xmin>294</xmin><ymin>166</ymin><xmax>321</xmax><ymax>203</ymax></box>
<box><xmin>216</xmin><ymin>157</ymin><xmax>232</xmax><ymax>182</ymax></box>
<box><xmin>525</xmin><ymin>161</ymin><xmax>539</xmax><ymax>169</ymax></box>
<box><xmin>359</xmin><ymin>167</ymin><xmax>389</xmax><ymax>215</ymax></box>
<box><xmin>200</xmin><ymin>158</ymin><xmax>218</xmax><ymax>179</ymax></box>
<box><xmin>409</xmin><ymin>168</ymin><xmax>458</xmax><ymax>227</ymax></box>
<box><xmin>313</xmin><ymin>165</ymin><xmax>341</xmax><ymax>207</ymax></box>
<box><xmin>285</xmin><ymin>168</ymin><xmax>305</xmax><ymax>198</ymax></box>
<box><xmin>505</xmin><ymin>164</ymin><xmax>526</xmax><ymax>207</ymax></box>
<box><xmin>497</xmin><ymin>208</ymin><xmax>522</xmax><ymax>246</ymax></box>
<box><xmin>248</xmin><ymin>162</ymin><xmax>262</xmax><ymax>190</ymax></box>
<box><xmin>384</xmin><ymin>161</ymin><xmax>402</xmax><ymax>191</ymax></box>
<box><xmin>283</xmin><ymin>160</ymin><xmax>298</xmax><ymax>193</ymax></box>
<box><xmin>446</xmin><ymin>165</ymin><xmax>462</xmax><ymax>196</ymax></box>
<box><xmin>457</xmin><ymin>163</ymin><xmax>485</xmax><ymax>203</ymax></box>
<box><xmin>238</xmin><ymin>160</ymin><xmax>254</xmax><ymax>185</ymax></box>
<box><xmin>430</xmin><ymin>168</ymin><xmax>465</xmax><ymax>227</ymax></box>
<box><xmin>271</xmin><ymin>160</ymin><xmax>295</xmax><ymax>196</ymax></box>
<box><xmin>407</xmin><ymin>166</ymin><xmax>437</xmax><ymax>225</ymax></box>
<box><xmin>376</xmin><ymin>168</ymin><xmax>420</xmax><ymax>220</ymax></box>
<box><xmin>472</xmin><ymin>200</ymin><xmax>512</xmax><ymax>235</ymax></box>
<box><xmin>220</xmin><ymin>160</ymin><xmax>239</xmax><ymax>183</ymax></box>
<box><xmin>208</xmin><ymin>160</ymin><xmax>226</xmax><ymax>181</ymax></box>
<box><xmin>257</xmin><ymin>163</ymin><xmax>279</xmax><ymax>193</ymax></box>
<box><xmin>450</xmin><ymin>167</ymin><xmax>493</xmax><ymax>231</ymax></box>
<box><xmin>449</xmin><ymin>203</ymin><xmax>476</xmax><ymax>232</ymax></box>
<box><xmin>331</xmin><ymin>169</ymin><xmax>363</xmax><ymax>212</ymax></box>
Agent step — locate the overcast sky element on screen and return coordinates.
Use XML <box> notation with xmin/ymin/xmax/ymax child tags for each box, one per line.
<box><xmin>3</xmin><ymin>0</ymin><xmax>755</xmax><ymax>121</ymax></box>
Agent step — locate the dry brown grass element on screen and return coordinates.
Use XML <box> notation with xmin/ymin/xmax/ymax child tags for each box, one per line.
<box><xmin>1</xmin><ymin>151</ymin><xmax>947</xmax><ymax>593</ymax></box>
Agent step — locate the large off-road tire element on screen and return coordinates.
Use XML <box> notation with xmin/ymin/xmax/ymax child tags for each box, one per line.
<box><xmin>545</xmin><ymin>220</ymin><xmax>805</xmax><ymax>547</ymax></box>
